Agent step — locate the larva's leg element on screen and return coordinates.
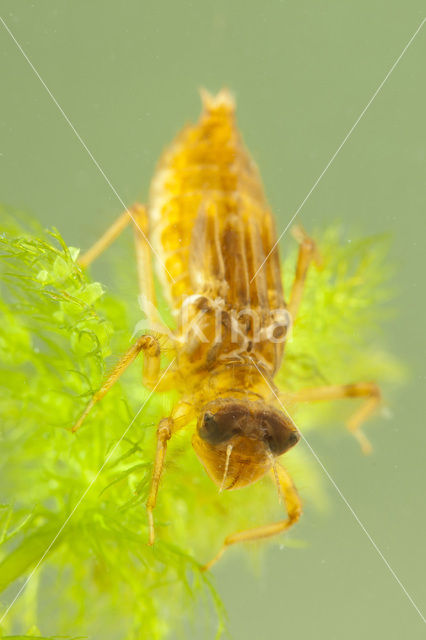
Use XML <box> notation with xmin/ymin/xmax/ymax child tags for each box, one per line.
<box><xmin>291</xmin><ymin>382</ymin><xmax>381</xmax><ymax>454</ymax></box>
<box><xmin>146</xmin><ymin>417</ymin><xmax>173</xmax><ymax>545</ymax></box>
<box><xmin>203</xmin><ymin>465</ymin><xmax>302</xmax><ymax>571</ymax></box>
<box><xmin>78</xmin><ymin>202</ymin><xmax>162</xmax><ymax>326</ymax></box>
<box><xmin>71</xmin><ymin>334</ymin><xmax>161</xmax><ymax>432</ymax></box>
<box><xmin>288</xmin><ymin>225</ymin><xmax>322</xmax><ymax>322</ymax></box>
<box><xmin>146</xmin><ymin>400</ymin><xmax>196</xmax><ymax>544</ymax></box>
<box><xmin>78</xmin><ymin>202</ymin><xmax>150</xmax><ymax>268</ymax></box>
<box><xmin>131</xmin><ymin>204</ymin><xmax>166</xmax><ymax>330</ymax></box>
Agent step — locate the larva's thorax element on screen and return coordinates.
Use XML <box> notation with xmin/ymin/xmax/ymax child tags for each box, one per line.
<box><xmin>149</xmin><ymin>90</ymin><xmax>288</xmax><ymax>382</ymax></box>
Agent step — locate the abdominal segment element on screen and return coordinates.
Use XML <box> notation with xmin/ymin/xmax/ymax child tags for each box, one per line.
<box><xmin>149</xmin><ymin>92</ymin><xmax>288</xmax><ymax>375</ymax></box>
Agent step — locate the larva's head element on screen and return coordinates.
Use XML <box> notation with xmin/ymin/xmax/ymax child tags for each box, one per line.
<box><xmin>192</xmin><ymin>398</ymin><xmax>300</xmax><ymax>491</ymax></box>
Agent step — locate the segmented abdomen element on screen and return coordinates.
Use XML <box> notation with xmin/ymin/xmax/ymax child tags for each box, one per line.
<box><xmin>149</xmin><ymin>91</ymin><xmax>287</xmax><ymax>374</ymax></box>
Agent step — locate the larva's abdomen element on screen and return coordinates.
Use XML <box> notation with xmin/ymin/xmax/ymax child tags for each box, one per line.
<box><xmin>149</xmin><ymin>89</ymin><xmax>284</xmax><ymax>322</ymax></box>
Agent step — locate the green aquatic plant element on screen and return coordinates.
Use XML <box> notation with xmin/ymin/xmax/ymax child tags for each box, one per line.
<box><xmin>0</xmin><ymin>208</ymin><xmax>402</xmax><ymax>639</ymax></box>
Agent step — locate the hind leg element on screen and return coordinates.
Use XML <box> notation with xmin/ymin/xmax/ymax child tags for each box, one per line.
<box><xmin>288</xmin><ymin>225</ymin><xmax>322</xmax><ymax>322</ymax></box>
<box><xmin>78</xmin><ymin>203</ymin><xmax>149</xmax><ymax>268</ymax></box>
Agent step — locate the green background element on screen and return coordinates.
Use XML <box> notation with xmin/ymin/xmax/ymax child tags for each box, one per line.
<box><xmin>1</xmin><ymin>1</ymin><xmax>425</xmax><ymax>639</ymax></box>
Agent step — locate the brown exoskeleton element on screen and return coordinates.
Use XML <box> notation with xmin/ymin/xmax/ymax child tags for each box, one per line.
<box><xmin>73</xmin><ymin>89</ymin><xmax>381</xmax><ymax>569</ymax></box>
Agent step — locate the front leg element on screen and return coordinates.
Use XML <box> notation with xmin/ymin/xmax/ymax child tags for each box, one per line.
<box><xmin>203</xmin><ymin>464</ymin><xmax>302</xmax><ymax>571</ymax></box>
<box><xmin>146</xmin><ymin>400</ymin><xmax>196</xmax><ymax>544</ymax></box>
<box><xmin>146</xmin><ymin>417</ymin><xmax>173</xmax><ymax>545</ymax></box>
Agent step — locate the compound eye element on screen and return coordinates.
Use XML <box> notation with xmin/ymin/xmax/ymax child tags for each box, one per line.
<box><xmin>198</xmin><ymin>412</ymin><xmax>232</xmax><ymax>445</ymax></box>
<box><xmin>260</xmin><ymin>412</ymin><xmax>300</xmax><ymax>455</ymax></box>
<box><xmin>199</xmin><ymin>413</ymin><xmax>217</xmax><ymax>442</ymax></box>
<box><xmin>267</xmin><ymin>429</ymin><xmax>300</xmax><ymax>455</ymax></box>
<box><xmin>198</xmin><ymin>405</ymin><xmax>245</xmax><ymax>445</ymax></box>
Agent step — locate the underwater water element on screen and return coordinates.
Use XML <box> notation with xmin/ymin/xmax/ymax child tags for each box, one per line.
<box><xmin>1</xmin><ymin>2</ymin><xmax>425</xmax><ymax>639</ymax></box>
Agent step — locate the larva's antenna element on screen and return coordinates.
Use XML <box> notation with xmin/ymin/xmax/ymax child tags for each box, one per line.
<box><xmin>268</xmin><ymin>451</ymin><xmax>284</xmax><ymax>505</ymax></box>
<box><xmin>219</xmin><ymin>444</ymin><xmax>233</xmax><ymax>493</ymax></box>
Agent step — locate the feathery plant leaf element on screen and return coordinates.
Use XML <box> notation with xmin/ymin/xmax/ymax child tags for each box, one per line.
<box><xmin>0</xmin><ymin>207</ymin><xmax>403</xmax><ymax>638</ymax></box>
